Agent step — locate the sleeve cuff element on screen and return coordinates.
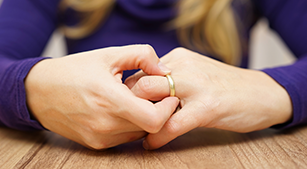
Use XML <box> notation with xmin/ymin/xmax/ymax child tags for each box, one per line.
<box><xmin>17</xmin><ymin>57</ymin><xmax>51</xmax><ymax>130</ymax></box>
<box><xmin>0</xmin><ymin>57</ymin><xmax>51</xmax><ymax>131</ymax></box>
<box><xmin>261</xmin><ymin>56</ymin><xmax>307</xmax><ymax>129</ymax></box>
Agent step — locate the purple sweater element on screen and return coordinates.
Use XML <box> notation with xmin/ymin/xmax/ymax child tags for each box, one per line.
<box><xmin>0</xmin><ymin>0</ymin><xmax>306</xmax><ymax>131</ymax></box>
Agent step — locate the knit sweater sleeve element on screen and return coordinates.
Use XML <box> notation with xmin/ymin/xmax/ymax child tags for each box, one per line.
<box><xmin>253</xmin><ymin>0</ymin><xmax>307</xmax><ymax>128</ymax></box>
<box><xmin>0</xmin><ymin>0</ymin><xmax>60</xmax><ymax>130</ymax></box>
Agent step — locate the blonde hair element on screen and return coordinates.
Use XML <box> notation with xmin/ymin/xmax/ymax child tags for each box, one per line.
<box><xmin>60</xmin><ymin>0</ymin><xmax>244</xmax><ymax>65</ymax></box>
<box><xmin>60</xmin><ymin>0</ymin><xmax>114</xmax><ymax>38</ymax></box>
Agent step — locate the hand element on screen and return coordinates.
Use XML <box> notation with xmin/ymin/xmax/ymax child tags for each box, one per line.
<box><xmin>25</xmin><ymin>45</ymin><xmax>179</xmax><ymax>150</ymax></box>
<box><xmin>125</xmin><ymin>47</ymin><xmax>292</xmax><ymax>150</ymax></box>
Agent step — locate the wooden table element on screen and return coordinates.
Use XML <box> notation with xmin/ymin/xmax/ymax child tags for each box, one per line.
<box><xmin>1</xmin><ymin>126</ymin><xmax>307</xmax><ymax>169</ymax></box>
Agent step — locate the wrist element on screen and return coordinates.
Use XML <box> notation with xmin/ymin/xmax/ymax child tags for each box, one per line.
<box><xmin>24</xmin><ymin>59</ymin><xmax>53</xmax><ymax>122</ymax></box>
<box><xmin>255</xmin><ymin>70</ymin><xmax>293</xmax><ymax>126</ymax></box>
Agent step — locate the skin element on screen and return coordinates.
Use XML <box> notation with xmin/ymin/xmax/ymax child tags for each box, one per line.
<box><xmin>125</xmin><ymin>47</ymin><xmax>293</xmax><ymax>150</ymax></box>
<box><xmin>25</xmin><ymin>45</ymin><xmax>179</xmax><ymax>150</ymax></box>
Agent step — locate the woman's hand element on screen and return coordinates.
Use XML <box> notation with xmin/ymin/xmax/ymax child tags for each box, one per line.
<box><xmin>25</xmin><ymin>45</ymin><xmax>179</xmax><ymax>150</ymax></box>
<box><xmin>125</xmin><ymin>47</ymin><xmax>292</xmax><ymax>150</ymax></box>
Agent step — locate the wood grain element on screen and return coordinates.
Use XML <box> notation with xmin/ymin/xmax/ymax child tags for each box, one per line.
<box><xmin>1</xmin><ymin>126</ymin><xmax>307</xmax><ymax>169</ymax></box>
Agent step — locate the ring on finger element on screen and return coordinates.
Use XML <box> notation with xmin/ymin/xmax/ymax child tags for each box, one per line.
<box><xmin>166</xmin><ymin>74</ymin><xmax>175</xmax><ymax>97</ymax></box>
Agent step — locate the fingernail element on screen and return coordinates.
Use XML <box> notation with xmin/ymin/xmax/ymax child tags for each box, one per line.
<box><xmin>158</xmin><ymin>62</ymin><xmax>171</xmax><ymax>74</ymax></box>
<box><xmin>143</xmin><ymin>140</ymin><xmax>150</xmax><ymax>150</ymax></box>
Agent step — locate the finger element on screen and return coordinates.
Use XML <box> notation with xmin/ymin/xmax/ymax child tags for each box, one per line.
<box><xmin>129</xmin><ymin>76</ymin><xmax>170</xmax><ymax>101</ymax></box>
<box><xmin>104</xmin><ymin>116</ymin><xmax>144</xmax><ymax>134</ymax></box>
<box><xmin>124</xmin><ymin>71</ymin><xmax>147</xmax><ymax>89</ymax></box>
<box><xmin>119</xmin><ymin>95</ymin><xmax>179</xmax><ymax>133</ymax></box>
<box><xmin>85</xmin><ymin>131</ymin><xmax>147</xmax><ymax>150</ymax></box>
<box><xmin>108</xmin><ymin>45</ymin><xmax>171</xmax><ymax>76</ymax></box>
<box><xmin>106</xmin><ymin>131</ymin><xmax>148</xmax><ymax>149</ymax></box>
<box><xmin>143</xmin><ymin>102</ymin><xmax>202</xmax><ymax>150</ymax></box>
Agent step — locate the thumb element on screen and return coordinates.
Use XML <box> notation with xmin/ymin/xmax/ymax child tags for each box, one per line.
<box><xmin>108</xmin><ymin>45</ymin><xmax>171</xmax><ymax>75</ymax></box>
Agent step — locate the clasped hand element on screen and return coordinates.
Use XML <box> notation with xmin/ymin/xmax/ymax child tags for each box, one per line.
<box><xmin>25</xmin><ymin>45</ymin><xmax>179</xmax><ymax>149</ymax></box>
<box><xmin>126</xmin><ymin>47</ymin><xmax>292</xmax><ymax>150</ymax></box>
<box><xmin>25</xmin><ymin>45</ymin><xmax>292</xmax><ymax>150</ymax></box>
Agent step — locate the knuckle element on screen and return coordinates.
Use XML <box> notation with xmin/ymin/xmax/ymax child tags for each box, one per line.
<box><xmin>138</xmin><ymin>44</ymin><xmax>155</xmax><ymax>59</ymax></box>
<box><xmin>82</xmin><ymin>125</ymin><xmax>113</xmax><ymax>150</ymax></box>
<box><xmin>132</xmin><ymin>45</ymin><xmax>156</xmax><ymax>68</ymax></box>
<box><xmin>86</xmin><ymin>121</ymin><xmax>114</xmax><ymax>135</ymax></box>
<box><xmin>168</xmin><ymin>47</ymin><xmax>192</xmax><ymax>62</ymax></box>
<box><xmin>81</xmin><ymin>133</ymin><xmax>109</xmax><ymax>150</ymax></box>
<box><xmin>86</xmin><ymin>140</ymin><xmax>108</xmax><ymax>150</ymax></box>
<box><xmin>173</xmin><ymin>47</ymin><xmax>186</xmax><ymax>52</ymax></box>
<box><xmin>140</xmin><ymin>44</ymin><xmax>155</xmax><ymax>53</ymax></box>
<box><xmin>171</xmin><ymin>47</ymin><xmax>187</xmax><ymax>55</ymax></box>
<box><xmin>145</xmin><ymin>113</ymin><xmax>165</xmax><ymax>133</ymax></box>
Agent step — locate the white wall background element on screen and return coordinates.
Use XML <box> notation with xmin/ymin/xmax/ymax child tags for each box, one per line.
<box><xmin>249</xmin><ymin>19</ymin><xmax>295</xmax><ymax>69</ymax></box>
<box><xmin>0</xmin><ymin>0</ymin><xmax>295</xmax><ymax>69</ymax></box>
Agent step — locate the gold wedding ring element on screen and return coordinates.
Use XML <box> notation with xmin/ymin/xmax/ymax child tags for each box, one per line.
<box><xmin>166</xmin><ymin>74</ymin><xmax>175</xmax><ymax>97</ymax></box>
